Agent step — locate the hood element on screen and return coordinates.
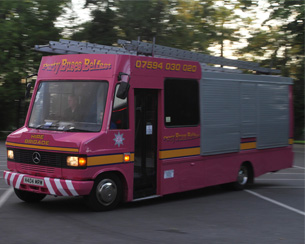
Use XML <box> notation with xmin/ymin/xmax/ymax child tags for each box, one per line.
<box><xmin>6</xmin><ymin>127</ymin><xmax>100</xmax><ymax>154</ymax></box>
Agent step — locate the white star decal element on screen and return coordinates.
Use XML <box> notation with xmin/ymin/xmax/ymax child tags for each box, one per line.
<box><xmin>113</xmin><ymin>132</ymin><xmax>125</xmax><ymax>147</ymax></box>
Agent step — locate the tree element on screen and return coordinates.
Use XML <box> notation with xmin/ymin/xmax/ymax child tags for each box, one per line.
<box><xmin>0</xmin><ymin>0</ymin><xmax>70</xmax><ymax>130</ymax></box>
<box><xmin>72</xmin><ymin>0</ymin><xmax>170</xmax><ymax>45</ymax></box>
<box><xmin>160</xmin><ymin>0</ymin><xmax>215</xmax><ymax>52</ymax></box>
<box><xmin>71</xmin><ymin>0</ymin><xmax>217</xmax><ymax>53</ymax></box>
<box><xmin>206</xmin><ymin>1</ymin><xmax>253</xmax><ymax>58</ymax></box>
<box><xmin>71</xmin><ymin>3</ymin><xmax>118</xmax><ymax>45</ymax></box>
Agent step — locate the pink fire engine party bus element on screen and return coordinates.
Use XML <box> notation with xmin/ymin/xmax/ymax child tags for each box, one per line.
<box><xmin>3</xmin><ymin>40</ymin><xmax>294</xmax><ymax>211</ymax></box>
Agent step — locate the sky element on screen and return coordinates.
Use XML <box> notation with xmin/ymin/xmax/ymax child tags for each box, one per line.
<box><xmin>70</xmin><ymin>0</ymin><xmax>91</xmax><ymax>22</ymax></box>
<box><xmin>55</xmin><ymin>0</ymin><xmax>91</xmax><ymax>29</ymax></box>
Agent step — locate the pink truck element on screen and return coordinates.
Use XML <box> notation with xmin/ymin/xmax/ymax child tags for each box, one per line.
<box><xmin>3</xmin><ymin>40</ymin><xmax>294</xmax><ymax>211</ymax></box>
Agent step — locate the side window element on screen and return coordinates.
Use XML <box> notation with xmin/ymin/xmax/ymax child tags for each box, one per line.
<box><xmin>164</xmin><ymin>79</ymin><xmax>199</xmax><ymax>127</ymax></box>
<box><xmin>110</xmin><ymin>85</ymin><xmax>129</xmax><ymax>129</ymax></box>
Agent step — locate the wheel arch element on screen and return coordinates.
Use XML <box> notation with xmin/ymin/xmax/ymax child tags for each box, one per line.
<box><xmin>240</xmin><ymin>161</ymin><xmax>254</xmax><ymax>184</ymax></box>
<box><xmin>93</xmin><ymin>169</ymin><xmax>130</xmax><ymax>202</ymax></box>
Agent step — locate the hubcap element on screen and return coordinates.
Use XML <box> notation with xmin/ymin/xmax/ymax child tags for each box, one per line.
<box><xmin>238</xmin><ymin>166</ymin><xmax>248</xmax><ymax>186</ymax></box>
<box><xmin>96</xmin><ymin>179</ymin><xmax>117</xmax><ymax>206</ymax></box>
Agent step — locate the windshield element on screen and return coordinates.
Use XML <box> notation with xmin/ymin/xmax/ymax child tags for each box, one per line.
<box><xmin>29</xmin><ymin>81</ymin><xmax>108</xmax><ymax>132</ymax></box>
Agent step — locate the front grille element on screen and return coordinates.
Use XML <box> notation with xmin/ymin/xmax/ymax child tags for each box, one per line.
<box><xmin>20</xmin><ymin>164</ymin><xmax>55</xmax><ymax>174</ymax></box>
<box><xmin>10</xmin><ymin>148</ymin><xmax>66</xmax><ymax>168</ymax></box>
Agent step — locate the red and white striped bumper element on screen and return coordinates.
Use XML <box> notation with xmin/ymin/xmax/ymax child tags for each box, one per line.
<box><xmin>3</xmin><ymin>171</ymin><xmax>93</xmax><ymax>197</ymax></box>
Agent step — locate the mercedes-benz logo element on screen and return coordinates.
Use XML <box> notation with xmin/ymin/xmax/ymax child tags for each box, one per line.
<box><xmin>32</xmin><ymin>152</ymin><xmax>41</xmax><ymax>164</ymax></box>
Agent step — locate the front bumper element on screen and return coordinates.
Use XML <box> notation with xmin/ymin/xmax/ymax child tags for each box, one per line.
<box><xmin>3</xmin><ymin>171</ymin><xmax>94</xmax><ymax>197</ymax></box>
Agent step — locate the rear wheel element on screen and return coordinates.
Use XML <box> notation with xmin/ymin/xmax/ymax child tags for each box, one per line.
<box><xmin>85</xmin><ymin>173</ymin><xmax>123</xmax><ymax>211</ymax></box>
<box><xmin>14</xmin><ymin>188</ymin><xmax>46</xmax><ymax>202</ymax></box>
<box><xmin>232</xmin><ymin>164</ymin><xmax>252</xmax><ymax>190</ymax></box>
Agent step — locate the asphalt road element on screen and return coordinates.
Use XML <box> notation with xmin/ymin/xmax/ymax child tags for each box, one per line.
<box><xmin>0</xmin><ymin>141</ymin><xmax>304</xmax><ymax>244</ymax></box>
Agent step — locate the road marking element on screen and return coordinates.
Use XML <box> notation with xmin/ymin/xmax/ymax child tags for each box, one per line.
<box><xmin>293</xmin><ymin>166</ymin><xmax>305</xmax><ymax>170</ymax></box>
<box><xmin>259</xmin><ymin>186</ymin><xmax>305</xmax><ymax>189</ymax></box>
<box><xmin>256</xmin><ymin>179</ymin><xmax>304</xmax><ymax>181</ymax></box>
<box><xmin>245</xmin><ymin>190</ymin><xmax>305</xmax><ymax>216</ymax></box>
<box><xmin>0</xmin><ymin>187</ymin><xmax>13</xmax><ymax>208</ymax></box>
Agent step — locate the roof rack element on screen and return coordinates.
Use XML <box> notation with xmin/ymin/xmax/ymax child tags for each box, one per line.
<box><xmin>35</xmin><ymin>39</ymin><xmax>280</xmax><ymax>74</ymax></box>
<box><xmin>35</xmin><ymin>39</ymin><xmax>134</xmax><ymax>55</ymax></box>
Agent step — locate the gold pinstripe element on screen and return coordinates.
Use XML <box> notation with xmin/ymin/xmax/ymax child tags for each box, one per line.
<box><xmin>159</xmin><ymin>147</ymin><xmax>200</xmax><ymax>159</ymax></box>
<box><xmin>87</xmin><ymin>153</ymin><xmax>135</xmax><ymax>166</ymax></box>
<box><xmin>6</xmin><ymin>142</ymin><xmax>79</xmax><ymax>153</ymax></box>
<box><xmin>240</xmin><ymin>142</ymin><xmax>256</xmax><ymax>150</ymax></box>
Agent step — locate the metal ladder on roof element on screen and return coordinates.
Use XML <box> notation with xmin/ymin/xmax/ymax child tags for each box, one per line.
<box><xmin>35</xmin><ymin>39</ymin><xmax>280</xmax><ymax>74</ymax></box>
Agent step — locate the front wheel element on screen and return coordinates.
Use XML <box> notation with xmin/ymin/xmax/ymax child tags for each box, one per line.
<box><xmin>84</xmin><ymin>173</ymin><xmax>123</xmax><ymax>211</ymax></box>
<box><xmin>14</xmin><ymin>188</ymin><xmax>46</xmax><ymax>202</ymax></box>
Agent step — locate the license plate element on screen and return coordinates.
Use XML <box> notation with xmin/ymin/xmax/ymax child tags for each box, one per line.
<box><xmin>23</xmin><ymin>177</ymin><xmax>44</xmax><ymax>187</ymax></box>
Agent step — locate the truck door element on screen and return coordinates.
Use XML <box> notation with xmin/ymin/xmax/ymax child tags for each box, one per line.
<box><xmin>134</xmin><ymin>89</ymin><xmax>158</xmax><ymax>199</ymax></box>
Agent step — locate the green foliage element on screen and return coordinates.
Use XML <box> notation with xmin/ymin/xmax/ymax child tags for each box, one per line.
<box><xmin>72</xmin><ymin>0</ymin><xmax>248</xmax><ymax>54</ymax></box>
<box><xmin>159</xmin><ymin>0</ymin><xmax>215</xmax><ymax>52</ymax></box>
<box><xmin>0</xmin><ymin>0</ymin><xmax>69</xmax><ymax>130</ymax></box>
<box><xmin>72</xmin><ymin>7</ymin><xmax>117</xmax><ymax>45</ymax></box>
<box><xmin>72</xmin><ymin>0</ymin><xmax>173</xmax><ymax>47</ymax></box>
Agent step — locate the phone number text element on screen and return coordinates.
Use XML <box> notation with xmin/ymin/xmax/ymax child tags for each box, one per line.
<box><xmin>135</xmin><ymin>60</ymin><xmax>197</xmax><ymax>73</ymax></box>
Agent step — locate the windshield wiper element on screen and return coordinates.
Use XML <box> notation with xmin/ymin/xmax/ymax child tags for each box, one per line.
<box><xmin>64</xmin><ymin>127</ymin><xmax>94</xmax><ymax>132</ymax></box>
<box><xmin>35</xmin><ymin>124</ymin><xmax>45</xmax><ymax>129</ymax></box>
<box><xmin>35</xmin><ymin>122</ymin><xmax>59</xmax><ymax>130</ymax></box>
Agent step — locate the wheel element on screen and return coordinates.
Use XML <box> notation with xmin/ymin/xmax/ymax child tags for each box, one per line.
<box><xmin>232</xmin><ymin>164</ymin><xmax>250</xmax><ymax>190</ymax></box>
<box><xmin>85</xmin><ymin>173</ymin><xmax>123</xmax><ymax>211</ymax></box>
<box><xmin>14</xmin><ymin>188</ymin><xmax>46</xmax><ymax>202</ymax></box>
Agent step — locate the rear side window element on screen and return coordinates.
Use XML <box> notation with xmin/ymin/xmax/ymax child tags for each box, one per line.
<box><xmin>164</xmin><ymin>79</ymin><xmax>199</xmax><ymax>127</ymax></box>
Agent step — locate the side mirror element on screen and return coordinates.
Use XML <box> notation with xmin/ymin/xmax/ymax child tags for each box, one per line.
<box><xmin>24</xmin><ymin>74</ymin><xmax>37</xmax><ymax>99</ymax></box>
<box><xmin>116</xmin><ymin>82</ymin><xmax>130</xmax><ymax>99</ymax></box>
<box><xmin>116</xmin><ymin>72</ymin><xmax>130</xmax><ymax>99</ymax></box>
<box><xmin>25</xmin><ymin>83</ymin><xmax>32</xmax><ymax>99</ymax></box>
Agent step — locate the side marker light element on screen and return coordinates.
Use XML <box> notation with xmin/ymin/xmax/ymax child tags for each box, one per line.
<box><xmin>124</xmin><ymin>153</ymin><xmax>130</xmax><ymax>162</ymax></box>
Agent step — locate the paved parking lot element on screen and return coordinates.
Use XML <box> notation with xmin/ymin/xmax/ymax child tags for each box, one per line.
<box><xmin>0</xmin><ymin>141</ymin><xmax>304</xmax><ymax>244</ymax></box>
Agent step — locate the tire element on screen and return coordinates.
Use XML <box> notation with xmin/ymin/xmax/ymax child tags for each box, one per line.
<box><xmin>84</xmin><ymin>173</ymin><xmax>123</xmax><ymax>211</ymax></box>
<box><xmin>232</xmin><ymin>164</ymin><xmax>251</xmax><ymax>191</ymax></box>
<box><xmin>14</xmin><ymin>188</ymin><xmax>46</xmax><ymax>202</ymax></box>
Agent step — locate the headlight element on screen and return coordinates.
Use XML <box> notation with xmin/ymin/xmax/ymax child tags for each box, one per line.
<box><xmin>67</xmin><ymin>156</ymin><xmax>87</xmax><ymax>167</ymax></box>
<box><xmin>7</xmin><ymin>150</ymin><xmax>14</xmax><ymax>160</ymax></box>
